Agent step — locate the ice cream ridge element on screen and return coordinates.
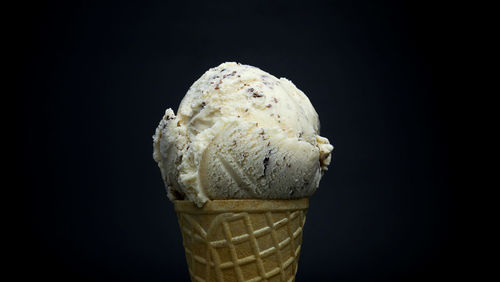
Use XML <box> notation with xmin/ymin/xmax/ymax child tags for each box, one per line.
<box><xmin>153</xmin><ymin>62</ymin><xmax>333</xmax><ymax>207</ymax></box>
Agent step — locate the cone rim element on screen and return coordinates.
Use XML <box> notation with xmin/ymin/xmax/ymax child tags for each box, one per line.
<box><xmin>174</xmin><ymin>198</ymin><xmax>309</xmax><ymax>213</ymax></box>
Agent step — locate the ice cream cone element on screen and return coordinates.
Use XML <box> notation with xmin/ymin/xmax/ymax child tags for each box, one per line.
<box><xmin>174</xmin><ymin>199</ymin><xmax>309</xmax><ymax>282</ymax></box>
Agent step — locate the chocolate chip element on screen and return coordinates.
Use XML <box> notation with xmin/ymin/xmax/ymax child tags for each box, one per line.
<box><xmin>266</xmin><ymin>104</ymin><xmax>272</xmax><ymax>108</ymax></box>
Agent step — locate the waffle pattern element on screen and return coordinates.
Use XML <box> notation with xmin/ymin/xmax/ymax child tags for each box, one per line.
<box><xmin>175</xmin><ymin>202</ymin><xmax>308</xmax><ymax>282</ymax></box>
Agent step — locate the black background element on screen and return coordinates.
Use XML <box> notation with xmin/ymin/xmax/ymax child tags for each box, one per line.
<box><xmin>15</xmin><ymin>0</ymin><xmax>456</xmax><ymax>281</ymax></box>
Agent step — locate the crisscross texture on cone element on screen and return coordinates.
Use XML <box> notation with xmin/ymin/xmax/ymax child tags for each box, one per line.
<box><xmin>174</xmin><ymin>199</ymin><xmax>309</xmax><ymax>282</ymax></box>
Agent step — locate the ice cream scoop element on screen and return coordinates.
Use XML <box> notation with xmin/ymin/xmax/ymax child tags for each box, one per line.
<box><xmin>153</xmin><ymin>62</ymin><xmax>333</xmax><ymax>207</ymax></box>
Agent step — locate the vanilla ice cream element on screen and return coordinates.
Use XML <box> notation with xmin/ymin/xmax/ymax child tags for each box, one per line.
<box><xmin>153</xmin><ymin>62</ymin><xmax>333</xmax><ymax>207</ymax></box>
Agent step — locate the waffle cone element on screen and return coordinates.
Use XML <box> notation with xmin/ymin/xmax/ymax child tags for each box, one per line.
<box><xmin>174</xmin><ymin>199</ymin><xmax>309</xmax><ymax>282</ymax></box>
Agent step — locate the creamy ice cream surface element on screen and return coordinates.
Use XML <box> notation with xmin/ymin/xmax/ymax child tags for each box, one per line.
<box><xmin>153</xmin><ymin>62</ymin><xmax>333</xmax><ymax>207</ymax></box>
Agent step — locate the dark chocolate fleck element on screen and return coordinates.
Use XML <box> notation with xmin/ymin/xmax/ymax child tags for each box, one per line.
<box><xmin>248</xmin><ymin>87</ymin><xmax>263</xmax><ymax>97</ymax></box>
<box><xmin>201</xmin><ymin>102</ymin><xmax>206</xmax><ymax>108</ymax></box>
<box><xmin>224</xmin><ymin>71</ymin><xmax>236</xmax><ymax>78</ymax></box>
<box><xmin>214</xmin><ymin>79</ymin><xmax>223</xmax><ymax>90</ymax></box>
<box><xmin>273</xmin><ymin>97</ymin><xmax>278</xmax><ymax>103</ymax></box>
<box><xmin>263</xmin><ymin>156</ymin><xmax>270</xmax><ymax>175</ymax></box>
<box><xmin>266</xmin><ymin>104</ymin><xmax>272</xmax><ymax>108</ymax></box>
<box><xmin>263</xmin><ymin>149</ymin><xmax>272</xmax><ymax>175</ymax></box>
